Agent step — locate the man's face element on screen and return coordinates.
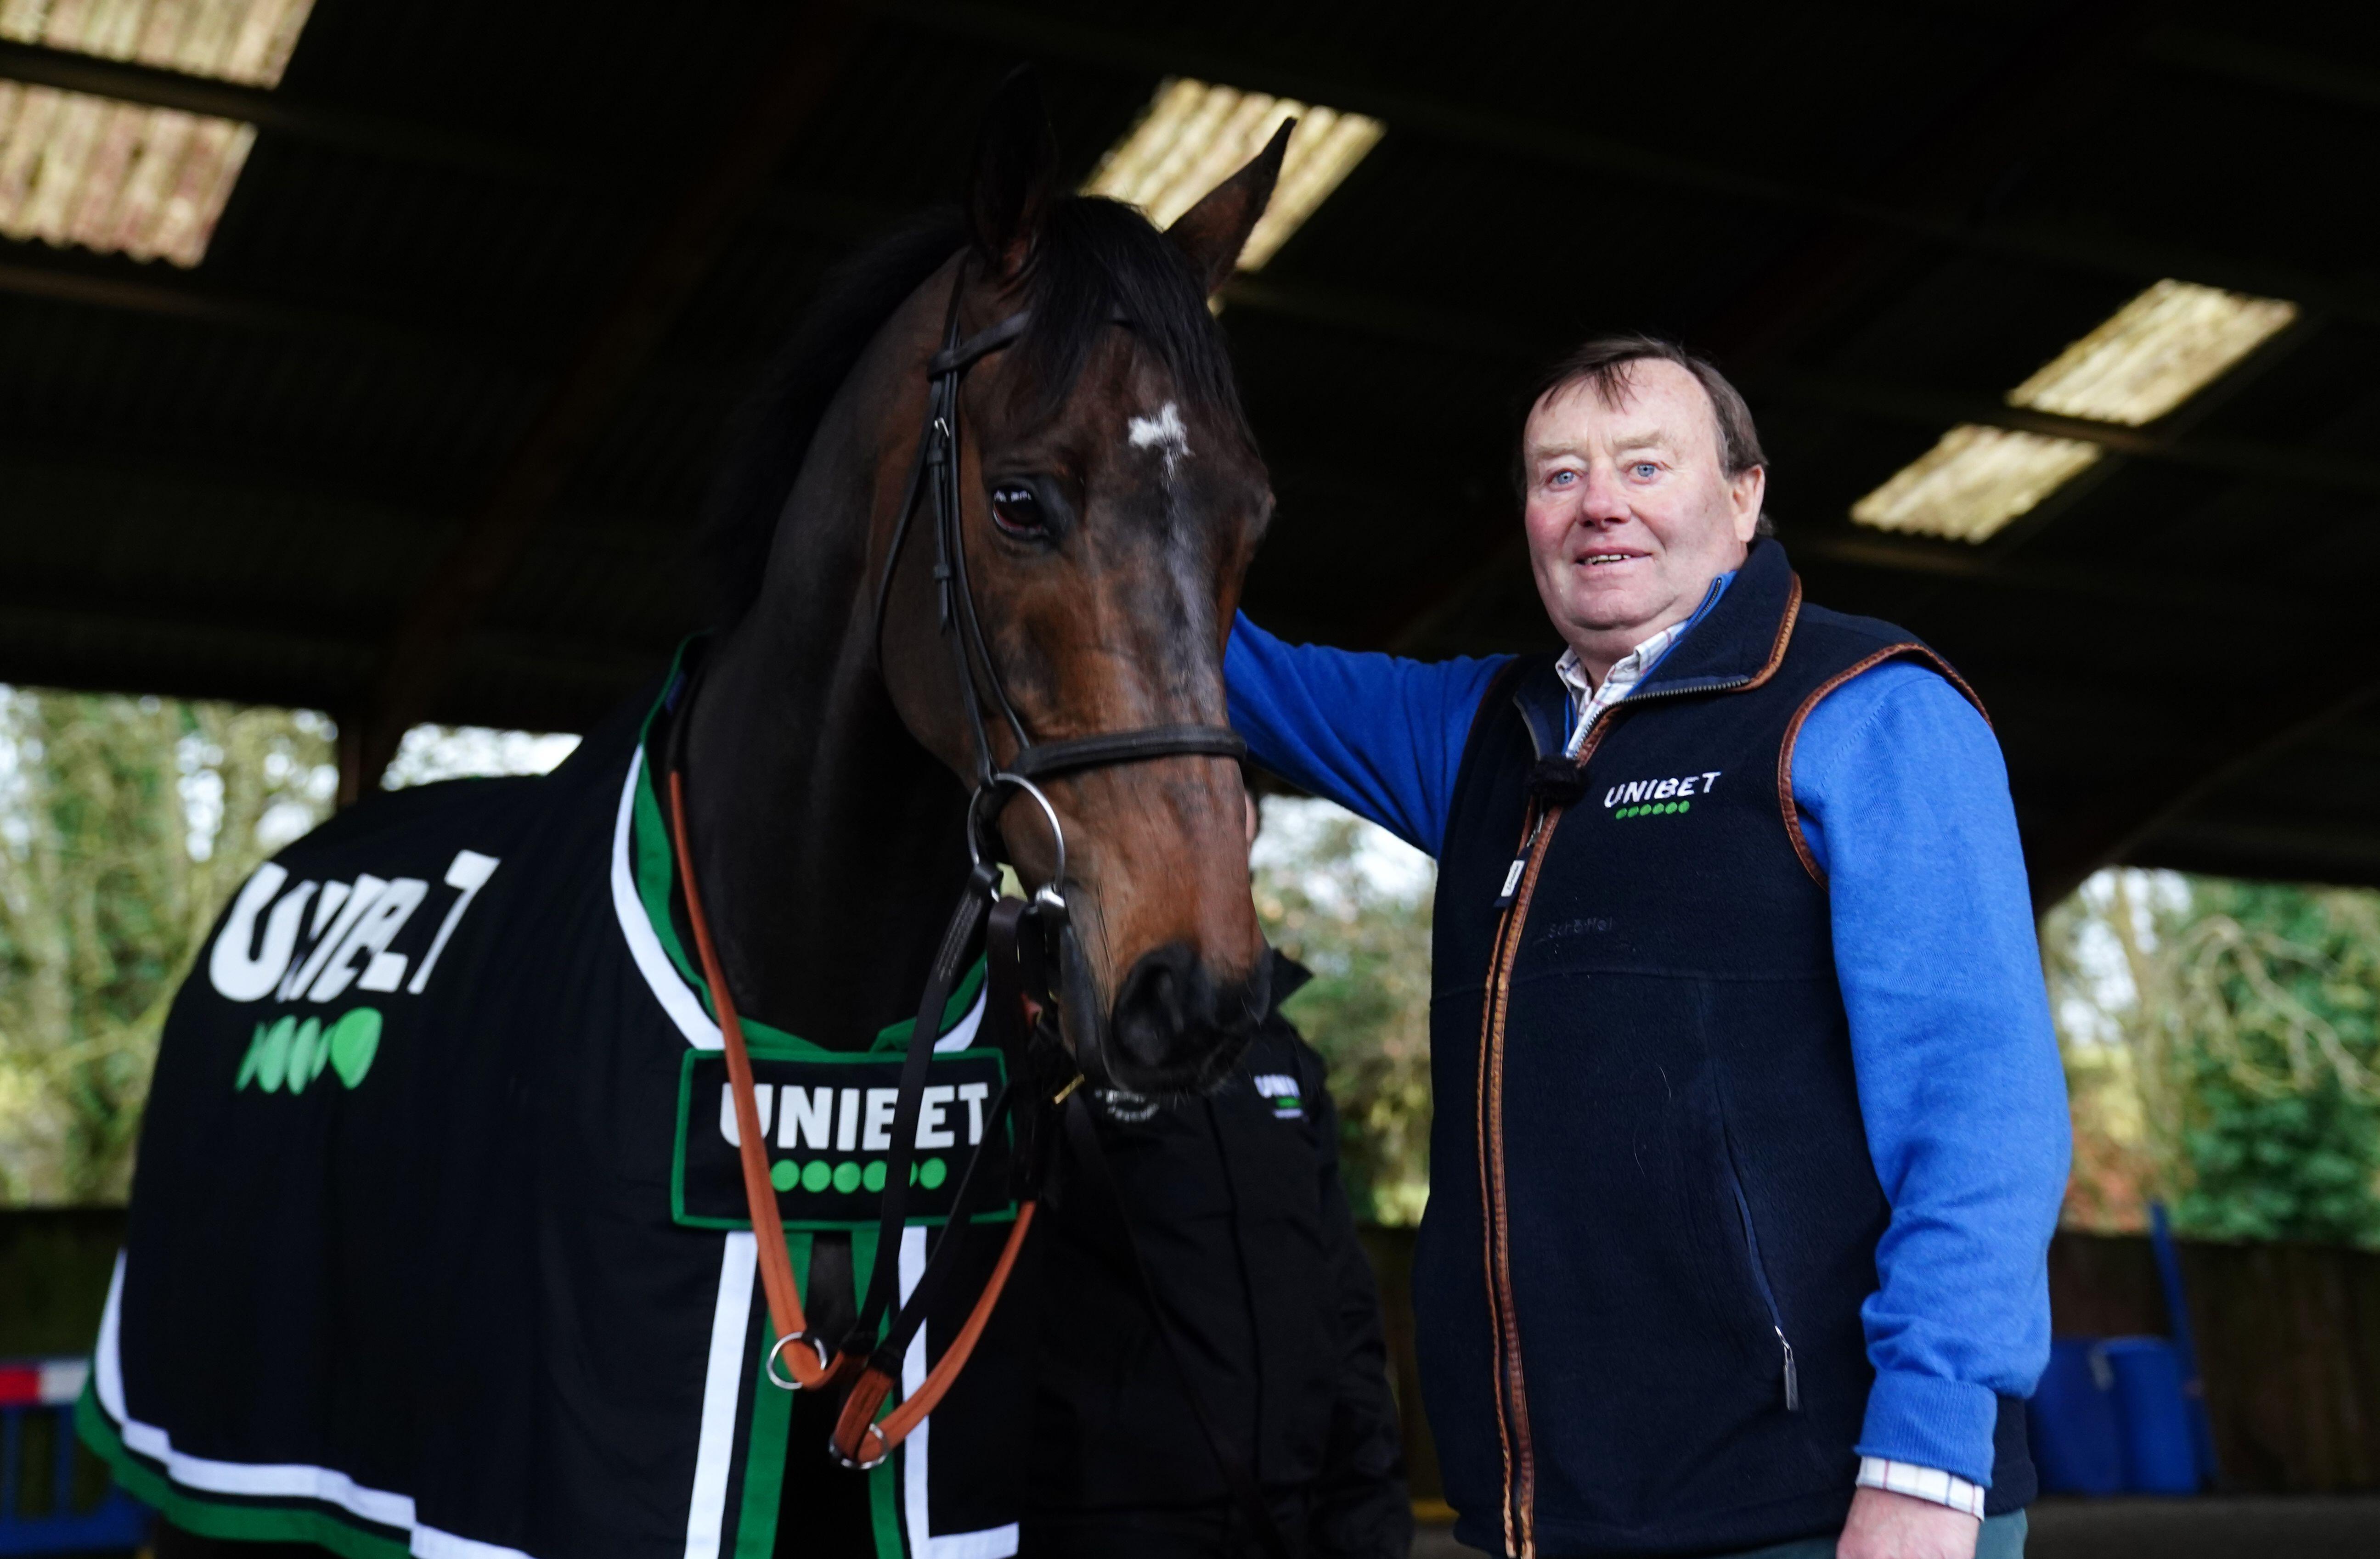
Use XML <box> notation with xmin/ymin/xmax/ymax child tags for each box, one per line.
<box><xmin>1521</xmin><ymin>360</ymin><xmax>1765</xmax><ymax>665</ymax></box>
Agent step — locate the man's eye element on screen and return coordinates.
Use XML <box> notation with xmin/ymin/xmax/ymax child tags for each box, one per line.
<box><xmin>1548</xmin><ymin>471</ymin><xmax>1577</xmax><ymax>488</ymax></box>
<box><xmin>990</xmin><ymin>484</ymin><xmax>1047</xmax><ymax>537</ymax></box>
<box><xmin>1631</xmin><ymin>463</ymin><xmax>1660</xmax><ymax>479</ymax></box>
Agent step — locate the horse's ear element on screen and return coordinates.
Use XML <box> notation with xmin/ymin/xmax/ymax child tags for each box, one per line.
<box><xmin>969</xmin><ymin>68</ymin><xmax>1060</xmax><ymax>279</ymax></box>
<box><xmin>1166</xmin><ymin>118</ymin><xmax>1293</xmax><ymax>295</ymax></box>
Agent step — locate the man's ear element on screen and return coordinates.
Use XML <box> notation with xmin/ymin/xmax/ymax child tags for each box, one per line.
<box><xmin>1731</xmin><ymin>466</ymin><xmax>1768</xmax><ymax>544</ymax></box>
<box><xmin>1165</xmin><ymin>119</ymin><xmax>1293</xmax><ymax>295</ymax></box>
<box><xmin>968</xmin><ymin>67</ymin><xmax>1060</xmax><ymax>280</ymax></box>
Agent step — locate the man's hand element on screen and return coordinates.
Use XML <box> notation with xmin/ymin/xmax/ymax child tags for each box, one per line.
<box><xmin>1836</xmin><ymin>1486</ymin><xmax>1979</xmax><ymax>1559</ymax></box>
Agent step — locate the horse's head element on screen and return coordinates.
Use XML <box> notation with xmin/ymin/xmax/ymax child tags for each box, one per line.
<box><xmin>876</xmin><ymin>77</ymin><xmax>1282</xmax><ymax>1094</ymax></box>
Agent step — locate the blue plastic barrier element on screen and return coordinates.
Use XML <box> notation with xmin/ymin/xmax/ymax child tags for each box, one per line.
<box><xmin>2028</xmin><ymin>1205</ymin><xmax>2220</xmax><ymax>1497</ymax></box>
<box><xmin>2100</xmin><ymin>1337</ymin><xmax>2199</xmax><ymax>1493</ymax></box>
<box><xmin>0</xmin><ymin>1358</ymin><xmax>150</xmax><ymax>1555</ymax></box>
<box><xmin>2148</xmin><ymin>1203</ymin><xmax>2222</xmax><ymax>1487</ymax></box>
<box><xmin>2029</xmin><ymin>1338</ymin><xmax>2126</xmax><ymax>1494</ymax></box>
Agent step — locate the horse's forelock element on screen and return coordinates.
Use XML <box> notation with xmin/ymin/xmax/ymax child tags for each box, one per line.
<box><xmin>1011</xmin><ymin>196</ymin><xmax>1252</xmax><ymax>450</ymax></box>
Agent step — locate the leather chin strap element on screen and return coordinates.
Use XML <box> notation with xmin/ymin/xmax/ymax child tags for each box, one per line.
<box><xmin>667</xmin><ymin>264</ymin><xmax>1249</xmax><ymax>1475</ymax></box>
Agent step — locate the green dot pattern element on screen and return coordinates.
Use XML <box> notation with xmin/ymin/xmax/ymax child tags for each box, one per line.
<box><xmin>1616</xmin><ymin>799</ymin><xmax>1695</xmax><ymax>819</ymax></box>
<box><xmin>334</xmin><ymin>1009</ymin><xmax>379</xmax><ymax>1087</ymax></box>
<box><xmin>801</xmin><ymin>1160</ymin><xmax>831</xmax><ymax>1193</ymax></box>
<box><xmin>831</xmin><ymin>1161</ymin><xmax>862</xmax><ymax>1193</ymax></box>
<box><xmin>862</xmin><ymin>1161</ymin><xmax>888</xmax><ymax>1193</ymax></box>
<box><xmin>919</xmin><ymin>1158</ymin><xmax>947</xmax><ymax>1189</ymax></box>
<box><xmin>236</xmin><ymin>1023</ymin><xmax>267</xmax><ymax>1090</ymax></box>
<box><xmin>770</xmin><ymin>1160</ymin><xmax>799</xmax><ymax>1192</ymax></box>
<box><xmin>285</xmin><ymin>1018</ymin><xmax>322</xmax><ymax>1094</ymax></box>
<box><xmin>255</xmin><ymin>1017</ymin><xmax>295</xmax><ymax>1092</ymax></box>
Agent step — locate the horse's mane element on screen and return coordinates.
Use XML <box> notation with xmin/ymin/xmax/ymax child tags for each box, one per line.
<box><xmin>699</xmin><ymin>197</ymin><xmax>1250</xmax><ymax>629</ymax></box>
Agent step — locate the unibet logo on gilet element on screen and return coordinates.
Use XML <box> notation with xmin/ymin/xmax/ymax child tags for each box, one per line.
<box><xmin>1604</xmin><ymin>769</ymin><xmax>1720</xmax><ymax>822</ymax></box>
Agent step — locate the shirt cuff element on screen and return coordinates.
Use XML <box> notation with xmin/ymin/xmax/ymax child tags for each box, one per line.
<box><xmin>1857</xmin><ymin>1457</ymin><xmax>1985</xmax><ymax>1520</ymax></box>
<box><xmin>1857</xmin><ymin>1368</ymin><xmax>1999</xmax><ymax>1485</ymax></box>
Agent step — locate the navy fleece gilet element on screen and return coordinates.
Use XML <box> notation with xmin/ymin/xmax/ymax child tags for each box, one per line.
<box><xmin>1421</xmin><ymin>546</ymin><xmax>2036</xmax><ymax>1557</ymax></box>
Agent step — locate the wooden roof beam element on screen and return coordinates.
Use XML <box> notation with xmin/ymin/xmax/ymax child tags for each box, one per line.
<box><xmin>1216</xmin><ymin>280</ymin><xmax>2380</xmax><ymax>500</ymax></box>
<box><xmin>1773</xmin><ymin>372</ymin><xmax>2380</xmax><ymax>500</ymax></box>
<box><xmin>0</xmin><ymin>39</ymin><xmax>571</xmax><ymax>183</ymax></box>
<box><xmin>0</xmin><ymin>244</ymin><xmax>536</xmax><ymax>364</ymax></box>
<box><xmin>2030</xmin><ymin>670</ymin><xmax>2380</xmax><ymax>907</ymax></box>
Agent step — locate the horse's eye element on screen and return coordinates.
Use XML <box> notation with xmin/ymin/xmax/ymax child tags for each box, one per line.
<box><xmin>989</xmin><ymin>484</ymin><xmax>1047</xmax><ymax>538</ymax></box>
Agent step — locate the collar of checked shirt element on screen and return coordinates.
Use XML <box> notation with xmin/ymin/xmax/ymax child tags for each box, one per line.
<box><xmin>1554</xmin><ymin>568</ymin><xmax>1743</xmax><ymax>756</ymax></box>
<box><xmin>1555</xmin><ymin>617</ymin><xmax>1695</xmax><ymax>757</ymax></box>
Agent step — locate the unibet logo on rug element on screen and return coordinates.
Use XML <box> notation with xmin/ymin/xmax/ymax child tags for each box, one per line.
<box><xmin>236</xmin><ymin>1009</ymin><xmax>384</xmax><ymax>1093</ymax></box>
<box><xmin>209</xmin><ymin>849</ymin><xmax>499</xmax><ymax>1096</ymax></box>
<box><xmin>208</xmin><ymin>850</ymin><xmax>501</xmax><ymax>1007</ymax></box>
<box><xmin>674</xmin><ymin>1049</ymin><xmax>1015</xmax><ymax>1232</ymax></box>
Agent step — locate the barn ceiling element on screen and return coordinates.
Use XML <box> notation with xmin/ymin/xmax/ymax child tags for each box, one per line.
<box><xmin>3</xmin><ymin>0</ymin><xmax>2376</xmax><ymax>902</ymax></box>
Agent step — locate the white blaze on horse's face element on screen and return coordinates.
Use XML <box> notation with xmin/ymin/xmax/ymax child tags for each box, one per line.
<box><xmin>1126</xmin><ymin>400</ymin><xmax>1192</xmax><ymax>481</ymax></box>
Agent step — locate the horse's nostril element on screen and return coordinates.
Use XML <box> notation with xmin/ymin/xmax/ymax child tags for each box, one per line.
<box><xmin>1111</xmin><ymin>942</ymin><xmax>1208</xmax><ymax>1070</ymax></box>
<box><xmin>1105</xmin><ymin>943</ymin><xmax>1272</xmax><ymax>1090</ymax></box>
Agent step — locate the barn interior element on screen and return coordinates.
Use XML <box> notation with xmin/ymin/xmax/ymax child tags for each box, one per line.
<box><xmin>9</xmin><ymin>4</ymin><xmax>2380</xmax><ymax>1553</ymax></box>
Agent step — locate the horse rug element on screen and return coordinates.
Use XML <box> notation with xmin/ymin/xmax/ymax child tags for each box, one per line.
<box><xmin>78</xmin><ymin>674</ymin><xmax>1031</xmax><ymax>1559</ymax></box>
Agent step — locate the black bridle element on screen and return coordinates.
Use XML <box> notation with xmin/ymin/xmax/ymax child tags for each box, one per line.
<box><xmin>872</xmin><ymin>268</ymin><xmax>1247</xmax><ymax>810</ymax></box>
<box><xmin>821</xmin><ymin>265</ymin><xmax>1246</xmax><ymax>1448</ymax></box>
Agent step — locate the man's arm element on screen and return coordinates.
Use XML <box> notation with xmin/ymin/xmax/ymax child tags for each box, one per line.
<box><xmin>1792</xmin><ymin>663</ymin><xmax>2071</xmax><ymax>1495</ymax></box>
<box><xmin>1226</xmin><ymin>613</ymin><xmax>1510</xmax><ymax>857</ymax></box>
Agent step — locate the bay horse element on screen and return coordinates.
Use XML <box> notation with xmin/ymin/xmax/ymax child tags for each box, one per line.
<box><xmin>87</xmin><ymin>75</ymin><xmax>1288</xmax><ymax>1559</ymax></box>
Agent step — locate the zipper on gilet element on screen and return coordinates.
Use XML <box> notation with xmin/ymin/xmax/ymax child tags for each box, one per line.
<box><xmin>1726</xmin><ymin>1174</ymin><xmax>1800</xmax><ymax>1413</ymax></box>
<box><xmin>1477</xmin><ymin>671</ymin><xmax>1762</xmax><ymax>1557</ymax></box>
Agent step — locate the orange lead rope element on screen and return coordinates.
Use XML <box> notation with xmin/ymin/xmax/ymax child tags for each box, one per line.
<box><xmin>669</xmin><ymin>770</ymin><xmax>1040</xmax><ymax>1465</ymax></box>
<box><xmin>668</xmin><ymin>771</ymin><xmax>837</xmax><ymax>1390</ymax></box>
<box><xmin>828</xmin><ymin>1202</ymin><xmax>1038</xmax><ymax>1468</ymax></box>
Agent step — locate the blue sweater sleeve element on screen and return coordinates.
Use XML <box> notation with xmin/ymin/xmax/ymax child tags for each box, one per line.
<box><xmin>1792</xmin><ymin>663</ymin><xmax>2071</xmax><ymax>1486</ymax></box>
<box><xmin>1224</xmin><ymin>613</ymin><xmax>1511</xmax><ymax>857</ymax></box>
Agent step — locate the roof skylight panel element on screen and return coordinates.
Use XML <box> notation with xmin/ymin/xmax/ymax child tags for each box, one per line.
<box><xmin>0</xmin><ymin>0</ymin><xmax>317</xmax><ymax>266</ymax></box>
<box><xmin>1084</xmin><ymin>77</ymin><xmax>1384</xmax><ymax>272</ymax></box>
<box><xmin>1850</xmin><ymin>279</ymin><xmax>2297</xmax><ymax>543</ymax></box>
<box><xmin>2005</xmin><ymin>279</ymin><xmax>2297</xmax><ymax>426</ymax></box>
<box><xmin>1850</xmin><ymin>425</ymin><xmax>2103</xmax><ymax>544</ymax></box>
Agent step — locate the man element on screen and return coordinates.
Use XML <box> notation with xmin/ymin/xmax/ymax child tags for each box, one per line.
<box><xmin>1224</xmin><ymin>335</ymin><xmax>2069</xmax><ymax>1559</ymax></box>
<box><xmin>1022</xmin><ymin>807</ymin><xmax>1410</xmax><ymax>1559</ymax></box>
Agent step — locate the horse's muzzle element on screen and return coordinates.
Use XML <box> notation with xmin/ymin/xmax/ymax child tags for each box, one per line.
<box><xmin>1060</xmin><ymin>930</ymin><xmax>1269</xmax><ymax>1095</ymax></box>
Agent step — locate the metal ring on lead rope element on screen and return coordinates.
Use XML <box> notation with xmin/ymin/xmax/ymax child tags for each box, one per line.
<box><xmin>765</xmin><ymin>1330</ymin><xmax>829</xmax><ymax>1391</ymax></box>
<box><xmin>968</xmin><ymin>771</ymin><xmax>1067</xmax><ymax>902</ymax></box>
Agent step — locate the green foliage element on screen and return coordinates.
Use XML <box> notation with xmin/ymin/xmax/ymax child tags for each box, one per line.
<box><xmin>1252</xmin><ymin>804</ymin><xmax>1434</xmax><ymax>1225</ymax></box>
<box><xmin>0</xmin><ymin>689</ymin><xmax>334</xmax><ymax>1204</ymax></box>
<box><xmin>2042</xmin><ymin>870</ymin><xmax>2380</xmax><ymax>1246</ymax></box>
<box><xmin>2166</xmin><ymin>880</ymin><xmax>2380</xmax><ymax>1246</ymax></box>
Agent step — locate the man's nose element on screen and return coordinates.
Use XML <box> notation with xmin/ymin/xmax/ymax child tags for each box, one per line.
<box><xmin>1577</xmin><ymin>463</ymin><xmax>1632</xmax><ymax>523</ymax></box>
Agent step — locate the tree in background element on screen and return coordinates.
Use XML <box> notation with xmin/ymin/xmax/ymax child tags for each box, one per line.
<box><xmin>0</xmin><ymin>690</ymin><xmax>334</xmax><ymax>1203</ymax></box>
<box><xmin>2044</xmin><ymin>869</ymin><xmax>2380</xmax><ymax>1246</ymax></box>
<box><xmin>1251</xmin><ymin>799</ymin><xmax>1434</xmax><ymax>1225</ymax></box>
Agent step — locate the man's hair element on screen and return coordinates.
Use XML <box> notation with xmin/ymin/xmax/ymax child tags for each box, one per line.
<box><xmin>1516</xmin><ymin>332</ymin><xmax>1773</xmax><ymax>536</ymax></box>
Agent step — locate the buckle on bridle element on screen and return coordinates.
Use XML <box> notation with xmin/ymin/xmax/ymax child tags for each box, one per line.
<box><xmin>967</xmin><ymin>771</ymin><xmax>1068</xmax><ymax>907</ymax></box>
<box><xmin>764</xmin><ymin>1329</ymin><xmax>832</xmax><ymax>1391</ymax></box>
